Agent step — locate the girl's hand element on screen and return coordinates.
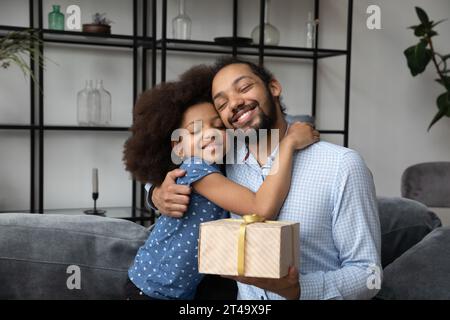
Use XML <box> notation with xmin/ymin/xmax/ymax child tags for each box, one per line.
<box><xmin>284</xmin><ymin>122</ymin><xmax>320</xmax><ymax>150</ymax></box>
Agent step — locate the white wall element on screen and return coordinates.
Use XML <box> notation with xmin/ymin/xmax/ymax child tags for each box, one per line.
<box><xmin>0</xmin><ymin>0</ymin><xmax>449</xmax><ymax>212</ymax></box>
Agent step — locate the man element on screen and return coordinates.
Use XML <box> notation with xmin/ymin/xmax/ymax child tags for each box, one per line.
<box><xmin>147</xmin><ymin>57</ymin><xmax>382</xmax><ymax>300</ymax></box>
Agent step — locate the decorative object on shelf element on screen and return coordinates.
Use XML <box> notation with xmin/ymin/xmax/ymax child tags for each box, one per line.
<box><xmin>214</xmin><ymin>37</ymin><xmax>252</xmax><ymax>46</ymax></box>
<box><xmin>403</xmin><ymin>7</ymin><xmax>449</xmax><ymax>130</ymax></box>
<box><xmin>77</xmin><ymin>80</ymin><xmax>101</xmax><ymax>126</ymax></box>
<box><xmin>84</xmin><ymin>168</ymin><xmax>106</xmax><ymax>216</ymax></box>
<box><xmin>251</xmin><ymin>0</ymin><xmax>280</xmax><ymax>46</ymax></box>
<box><xmin>305</xmin><ymin>12</ymin><xmax>318</xmax><ymax>48</ymax></box>
<box><xmin>48</xmin><ymin>5</ymin><xmax>65</xmax><ymax>30</ymax></box>
<box><xmin>0</xmin><ymin>30</ymin><xmax>45</xmax><ymax>83</ymax></box>
<box><xmin>95</xmin><ymin>80</ymin><xmax>112</xmax><ymax>126</ymax></box>
<box><xmin>82</xmin><ymin>13</ymin><xmax>113</xmax><ymax>34</ymax></box>
<box><xmin>172</xmin><ymin>0</ymin><xmax>191</xmax><ymax>40</ymax></box>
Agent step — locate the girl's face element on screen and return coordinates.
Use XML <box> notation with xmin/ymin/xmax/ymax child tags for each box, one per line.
<box><xmin>174</xmin><ymin>102</ymin><xmax>228</xmax><ymax>163</ymax></box>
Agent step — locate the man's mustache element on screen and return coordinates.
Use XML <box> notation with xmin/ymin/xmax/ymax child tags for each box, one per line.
<box><xmin>230</xmin><ymin>101</ymin><xmax>259</xmax><ymax>124</ymax></box>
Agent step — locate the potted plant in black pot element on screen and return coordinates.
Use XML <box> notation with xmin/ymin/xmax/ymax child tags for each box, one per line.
<box><xmin>82</xmin><ymin>13</ymin><xmax>113</xmax><ymax>34</ymax></box>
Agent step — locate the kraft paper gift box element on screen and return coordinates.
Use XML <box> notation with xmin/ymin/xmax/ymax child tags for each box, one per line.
<box><xmin>198</xmin><ymin>216</ymin><xmax>299</xmax><ymax>279</ymax></box>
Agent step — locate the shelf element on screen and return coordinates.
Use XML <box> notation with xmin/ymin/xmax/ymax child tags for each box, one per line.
<box><xmin>43</xmin><ymin>125</ymin><xmax>130</xmax><ymax>132</ymax></box>
<box><xmin>43</xmin><ymin>206</ymin><xmax>152</xmax><ymax>220</ymax></box>
<box><xmin>154</xmin><ymin>39</ymin><xmax>348</xmax><ymax>59</ymax></box>
<box><xmin>1</xmin><ymin>25</ymin><xmax>346</xmax><ymax>59</ymax></box>
<box><xmin>0</xmin><ymin>207</ymin><xmax>154</xmax><ymax>222</ymax></box>
<box><xmin>0</xmin><ymin>124</ymin><xmax>131</xmax><ymax>132</ymax></box>
<box><xmin>41</xmin><ymin>29</ymin><xmax>146</xmax><ymax>48</ymax></box>
<box><xmin>0</xmin><ymin>124</ymin><xmax>37</xmax><ymax>130</ymax></box>
<box><xmin>0</xmin><ymin>25</ymin><xmax>149</xmax><ymax>48</ymax></box>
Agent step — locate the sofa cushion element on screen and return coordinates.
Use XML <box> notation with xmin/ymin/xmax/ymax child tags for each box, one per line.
<box><xmin>377</xmin><ymin>197</ymin><xmax>441</xmax><ymax>268</ymax></box>
<box><xmin>0</xmin><ymin>213</ymin><xmax>150</xmax><ymax>299</ymax></box>
<box><xmin>377</xmin><ymin>227</ymin><xmax>450</xmax><ymax>300</ymax></box>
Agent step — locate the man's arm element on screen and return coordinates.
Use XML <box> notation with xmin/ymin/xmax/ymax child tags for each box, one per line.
<box><xmin>145</xmin><ymin>169</ymin><xmax>191</xmax><ymax>218</ymax></box>
<box><xmin>298</xmin><ymin>151</ymin><xmax>382</xmax><ymax>300</ymax></box>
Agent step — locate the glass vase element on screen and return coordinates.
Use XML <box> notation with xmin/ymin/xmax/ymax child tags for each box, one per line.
<box><xmin>305</xmin><ymin>12</ymin><xmax>317</xmax><ymax>48</ymax></box>
<box><xmin>251</xmin><ymin>0</ymin><xmax>280</xmax><ymax>46</ymax></box>
<box><xmin>86</xmin><ymin>80</ymin><xmax>101</xmax><ymax>126</ymax></box>
<box><xmin>48</xmin><ymin>5</ymin><xmax>65</xmax><ymax>30</ymax></box>
<box><xmin>172</xmin><ymin>0</ymin><xmax>191</xmax><ymax>40</ymax></box>
<box><xmin>95</xmin><ymin>80</ymin><xmax>112</xmax><ymax>126</ymax></box>
<box><xmin>77</xmin><ymin>80</ymin><xmax>90</xmax><ymax>126</ymax></box>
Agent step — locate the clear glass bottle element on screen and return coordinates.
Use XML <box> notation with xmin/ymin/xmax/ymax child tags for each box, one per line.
<box><xmin>86</xmin><ymin>80</ymin><xmax>101</xmax><ymax>126</ymax></box>
<box><xmin>77</xmin><ymin>80</ymin><xmax>89</xmax><ymax>126</ymax></box>
<box><xmin>95</xmin><ymin>80</ymin><xmax>112</xmax><ymax>126</ymax></box>
<box><xmin>172</xmin><ymin>0</ymin><xmax>191</xmax><ymax>40</ymax></box>
<box><xmin>305</xmin><ymin>12</ymin><xmax>317</xmax><ymax>48</ymax></box>
<box><xmin>48</xmin><ymin>5</ymin><xmax>65</xmax><ymax>30</ymax></box>
<box><xmin>251</xmin><ymin>0</ymin><xmax>280</xmax><ymax>46</ymax></box>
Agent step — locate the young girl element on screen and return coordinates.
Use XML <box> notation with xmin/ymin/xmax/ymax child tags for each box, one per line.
<box><xmin>123</xmin><ymin>65</ymin><xmax>319</xmax><ymax>300</ymax></box>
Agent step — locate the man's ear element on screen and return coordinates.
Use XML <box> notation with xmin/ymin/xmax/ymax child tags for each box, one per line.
<box><xmin>269</xmin><ymin>78</ymin><xmax>282</xmax><ymax>98</ymax></box>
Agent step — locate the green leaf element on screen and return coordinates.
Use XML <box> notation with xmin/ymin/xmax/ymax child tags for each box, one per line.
<box><xmin>428</xmin><ymin>108</ymin><xmax>447</xmax><ymax>131</ymax></box>
<box><xmin>432</xmin><ymin>19</ymin><xmax>448</xmax><ymax>27</ymax></box>
<box><xmin>415</xmin><ymin>7</ymin><xmax>430</xmax><ymax>25</ymax></box>
<box><xmin>404</xmin><ymin>40</ymin><xmax>432</xmax><ymax>76</ymax></box>
<box><xmin>413</xmin><ymin>24</ymin><xmax>428</xmax><ymax>37</ymax></box>
<box><xmin>428</xmin><ymin>30</ymin><xmax>438</xmax><ymax>38</ymax></box>
<box><xmin>435</xmin><ymin>77</ymin><xmax>450</xmax><ymax>90</ymax></box>
<box><xmin>437</xmin><ymin>91</ymin><xmax>450</xmax><ymax>116</ymax></box>
<box><xmin>428</xmin><ymin>91</ymin><xmax>450</xmax><ymax>130</ymax></box>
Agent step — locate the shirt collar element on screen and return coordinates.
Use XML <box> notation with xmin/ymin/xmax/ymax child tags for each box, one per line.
<box><xmin>240</xmin><ymin>120</ymin><xmax>292</xmax><ymax>168</ymax></box>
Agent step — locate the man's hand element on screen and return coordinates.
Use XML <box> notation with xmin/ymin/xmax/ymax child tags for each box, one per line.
<box><xmin>223</xmin><ymin>266</ymin><xmax>300</xmax><ymax>300</ymax></box>
<box><xmin>152</xmin><ymin>169</ymin><xmax>191</xmax><ymax>218</ymax></box>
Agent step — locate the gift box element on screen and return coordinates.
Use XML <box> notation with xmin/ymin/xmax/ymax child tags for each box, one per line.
<box><xmin>198</xmin><ymin>216</ymin><xmax>299</xmax><ymax>279</ymax></box>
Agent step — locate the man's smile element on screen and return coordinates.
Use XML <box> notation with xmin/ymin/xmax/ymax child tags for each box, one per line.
<box><xmin>231</xmin><ymin>102</ymin><xmax>258</xmax><ymax>127</ymax></box>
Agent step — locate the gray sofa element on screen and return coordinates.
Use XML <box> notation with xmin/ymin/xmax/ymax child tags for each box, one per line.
<box><xmin>0</xmin><ymin>197</ymin><xmax>448</xmax><ymax>300</ymax></box>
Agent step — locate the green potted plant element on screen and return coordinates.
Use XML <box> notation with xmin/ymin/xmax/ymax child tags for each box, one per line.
<box><xmin>0</xmin><ymin>30</ymin><xmax>44</xmax><ymax>83</ymax></box>
<box><xmin>82</xmin><ymin>13</ymin><xmax>113</xmax><ymax>34</ymax></box>
<box><xmin>404</xmin><ymin>7</ymin><xmax>450</xmax><ymax>131</ymax></box>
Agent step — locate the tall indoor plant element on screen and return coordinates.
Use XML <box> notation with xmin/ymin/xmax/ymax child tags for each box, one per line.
<box><xmin>404</xmin><ymin>7</ymin><xmax>449</xmax><ymax>131</ymax></box>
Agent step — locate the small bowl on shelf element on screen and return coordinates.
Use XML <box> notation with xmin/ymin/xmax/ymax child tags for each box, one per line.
<box><xmin>82</xmin><ymin>24</ymin><xmax>111</xmax><ymax>34</ymax></box>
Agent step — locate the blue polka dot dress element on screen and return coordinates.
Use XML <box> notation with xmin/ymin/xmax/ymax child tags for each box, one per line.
<box><xmin>128</xmin><ymin>157</ymin><xmax>227</xmax><ymax>299</ymax></box>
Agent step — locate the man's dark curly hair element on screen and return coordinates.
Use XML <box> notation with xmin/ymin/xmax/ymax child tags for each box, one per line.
<box><xmin>212</xmin><ymin>56</ymin><xmax>286</xmax><ymax>114</ymax></box>
<box><xmin>123</xmin><ymin>65</ymin><xmax>215</xmax><ymax>185</ymax></box>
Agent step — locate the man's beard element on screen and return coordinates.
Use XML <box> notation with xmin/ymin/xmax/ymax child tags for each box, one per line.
<box><xmin>251</xmin><ymin>87</ymin><xmax>278</xmax><ymax>131</ymax></box>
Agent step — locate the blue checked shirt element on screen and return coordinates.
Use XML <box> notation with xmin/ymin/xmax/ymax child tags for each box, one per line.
<box><xmin>226</xmin><ymin>139</ymin><xmax>382</xmax><ymax>300</ymax></box>
<box><xmin>145</xmin><ymin>125</ymin><xmax>382</xmax><ymax>300</ymax></box>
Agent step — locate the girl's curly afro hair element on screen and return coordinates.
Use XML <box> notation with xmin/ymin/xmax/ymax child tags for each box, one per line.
<box><xmin>123</xmin><ymin>65</ymin><xmax>215</xmax><ymax>185</ymax></box>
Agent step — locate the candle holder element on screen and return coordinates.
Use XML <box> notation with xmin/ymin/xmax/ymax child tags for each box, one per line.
<box><xmin>84</xmin><ymin>192</ymin><xmax>106</xmax><ymax>216</ymax></box>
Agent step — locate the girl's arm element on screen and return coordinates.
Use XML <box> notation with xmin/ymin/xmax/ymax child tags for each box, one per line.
<box><xmin>193</xmin><ymin>122</ymin><xmax>319</xmax><ymax>220</ymax></box>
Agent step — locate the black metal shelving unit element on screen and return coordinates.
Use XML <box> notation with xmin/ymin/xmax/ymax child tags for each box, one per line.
<box><xmin>0</xmin><ymin>0</ymin><xmax>353</xmax><ymax>223</ymax></box>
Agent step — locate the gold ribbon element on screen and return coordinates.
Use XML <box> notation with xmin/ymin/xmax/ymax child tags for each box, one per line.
<box><xmin>227</xmin><ymin>214</ymin><xmax>266</xmax><ymax>276</ymax></box>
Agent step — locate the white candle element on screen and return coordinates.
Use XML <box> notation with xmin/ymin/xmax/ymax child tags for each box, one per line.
<box><xmin>92</xmin><ymin>168</ymin><xmax>98</xmax><ymax>193</ymax></box>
